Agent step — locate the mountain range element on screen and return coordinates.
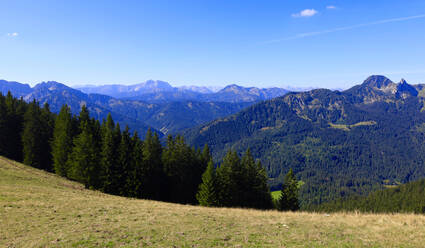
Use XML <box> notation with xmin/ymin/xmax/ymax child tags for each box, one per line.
<box><xmin>77</xmin><ymin>80</ymin><xmax>289</xmax><ymax>103</ymax></box>
<box><xmin>184</xmin><ymin>75</ymin><xmax>425</xmax><ymax>206</ymax></box>
<box><xmin>0</xmin><ymin>79</ymin><xmax>288</xmax><ymax>137</ymax></box>
<box><xmin>6</xmin><ymin>75</ymin><xmax>425</xmax><ymax>207</ymax></box>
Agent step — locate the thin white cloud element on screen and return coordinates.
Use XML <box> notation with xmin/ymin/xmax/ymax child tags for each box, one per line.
<box><xmin>292</xmin><ymin>9</ymin><xmax>318</xmax><ymax>18</ymax></box>
<box><xmin>264</xmin><ymin>14</ymin><xmax>425</xmax><ymax>44</ymax></box>
<box><xmin>326</xmin><ymin>5</ymin><xmax>337</xmax><ymax>10</ymax></box>
<box><xmin>6</xmin><ymin>32</ymin><xmax>19</xmax><ymax>37</ymax></box>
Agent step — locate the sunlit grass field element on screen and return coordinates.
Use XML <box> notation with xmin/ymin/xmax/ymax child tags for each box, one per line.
<box><xmin>1</xmin><ymin>156</ymin><xmax>425</xmax><ymax>247</ymax></box>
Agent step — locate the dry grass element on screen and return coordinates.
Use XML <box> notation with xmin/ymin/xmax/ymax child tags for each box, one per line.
<box><xmin>1</xmin><ymin>156</ymin><xmax>424</xmax><ymax>247</ymax></box>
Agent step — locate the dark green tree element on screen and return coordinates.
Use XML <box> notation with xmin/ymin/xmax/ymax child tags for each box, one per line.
<box><xmin>2</xmin><ymin>92</ymin><xmax>26</xmax><ymax>161</ymax></box>
<box><xmin>215</xmin><ymin>150</ymin><xmax>240</xmax><ymax>207</ymax></box>
<box><xmin>118</xmin><ymin>126</ymin><xmax>133</xmax><ymax>196</ymax></box>
<box><xmin>200</xmin><ymin>144</ymin><xmax>212</xmax><ymax>166</ymax></box>
<box><xmin>241</xmin><ymin>150</ymin><xmax>272</xmax><ymax>209</ymax></box>
<box><xmin>279</xmin><ymin>168</ymin><xmax>300</xmax><ymax>211</ymax></box>
<box><xmin>0</xmin><ymin>94</ymin><xmax>8</xmax><ymax>157</ymax></box>
<box><xmin>51</xmin><ymin>105</ymin><xmax>73</xmax><ymax>177</ymax></box>
<box><xmin>128</xmin><ymin>131</ymin><xmax>143</xmax><ymax>198</ymax></box>
<box><xmin>140</xmin><ymin>129</ymin><xmax>164</xmax><ymax>200</ymax></box>
<box><xmin>101</xmin><ymin>114</ymin><xmax>117</xmax><ymax>192</ymax></box>
<box><xmin>68</xmin><ymin>108</ymin><xmax>102</xmax><ymax>189</ymax></box>
<box><xmin>22</xmin><ymin>100</ymin><xmax>52</xmax><ymax>171</ymax></box>
<box><xmin>196</xmin><ymin>159</ymin><xmax>218</xmax><ymax>206</ymax></box>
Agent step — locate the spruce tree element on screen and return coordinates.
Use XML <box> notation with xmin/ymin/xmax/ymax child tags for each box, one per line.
<box><xmin>251</xmin><ymin>160</ymin><xmax>273</xmax><ymax>209</ymax></box>
<box><xmin>0</xmin><ymin>94</ymin><xmax>7</xmax><ymax>157</ymax></box>
<box><xmin>129</xmin><ymin>131</ymin><xmax>143</xmax><ymax>198</ymax></box>
<box><xmin>22</xmin><ymin>100</ymin><xmax>52</xmax><ymax>171</ymax></box>
<box><xmin>101</xmin><ymin>114</ymin><xmax>117</xmax><ymax>193</ymax></box>
<box><xmin>51</xmin><ymin>105</ymin><xmax>73</xmax><ymax>177</ymax></box>
<box><xmin>3</xmin><ymin>92</ymin><xmax>26</xmax><ymax>161</ymax></box>
<box><xmin>196</xmin><ymin>159</ymin><xmax>218</xmax><ymax>206</ymax></box>
<box><xmin>215</xmin><ymin>150</ymin><xmax>240</xmax><ymax>207</ymax></box>
<box><xmin>140</xmin><ymin>129</ymin><xmax>164</xmax><ymax>200</ymax></box>
<box><xmin>241</xmin><ymin>149</ymin><xmax>272</xmax><ymax>209</ymax></box>
<box><xmin>279</xmin><ymin>168</ymin><xmax>300</xmax><ymax>211</ymax></box>
<box><xmin>77</xmin><ymin>105</ymin><xmax>90</xmax><ymax>132</ymax></box>
<box><xmin>201</xmin><ymin>144</ymin><xmax>211</xmax><ymax>167</ymax></box>
<box><xmin>91</xmin><ymin>119</ymin><xmax>103</xmax><ymax>188</ymax></box>
<box><xmin>118</xmin><ymin>126</ymin><xmax>133</xmax><ymax>196</ymax></box>
<box><xmin>40</xmin><ymin>103</ymin><xmax>54</xmax><ymax>169</ymax></box>
<box><xmin>103</xmin><ymin>122</ymin><xmax>122</xmax><ymax>195</ymax></box>
<box><xmin>68</xmin><ymin>109</ymin><xmax>102</xmax><ymax>189</ymax></box>
<box><xmin>162</xmin><ymin>135</ymin><xmax>203</xmax><ymax>204</ymax></box>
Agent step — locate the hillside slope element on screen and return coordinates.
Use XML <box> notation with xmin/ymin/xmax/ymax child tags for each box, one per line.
<box><xmin>1</xmin><ymin>156</ymin><xmax>425</xmax><ymax>247</ymax></box>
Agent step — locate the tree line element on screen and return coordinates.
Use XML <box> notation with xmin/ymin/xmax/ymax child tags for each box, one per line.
<box><xmin>310</xmin><ymin>178</ymin><xmax>425</xmax><ymax>214</ymax></box>
<box><xmin>0</xmin><ymin>91</ymin><xmax>300</xmax><ymax>210</ymax></box>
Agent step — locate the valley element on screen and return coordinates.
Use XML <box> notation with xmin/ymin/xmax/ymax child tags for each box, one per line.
<box><xmin>0</xmin><ymin>80</ymin><xmax>287</xmax><ymax>137</ymax></box>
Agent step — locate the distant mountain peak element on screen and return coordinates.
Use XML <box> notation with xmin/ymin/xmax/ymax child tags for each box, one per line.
<box><xmin>396</xmin><ymin>78</ymin><xmax>418</xmax><ymax>98</ymax></box>
<box><xmin>0</xmin><ymin>79</ymin><xmax>33</xmax><ymax>97</ymax></box>
<box><xmin>34</xmin><ymin>81</ymin><xmax>70</xmax><ymax>91</ymax></box>
<box><xmin>132</xmin><ymin>80</ymin><xmax>174</xmax><ymax>92</ymax></box>
<box><xmin>362</xmin><ymin>75</ymin><xmax>394</xmax><ymax>89</ymax></box>
<box><xmin>222</xmin><ymin>84</ymin><xmax>243</xmax><ymax>89</ymax></box>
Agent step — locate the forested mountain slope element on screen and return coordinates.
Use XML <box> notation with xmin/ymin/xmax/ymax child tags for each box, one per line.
<box><xmin>184</xmin><ymin>75</ymin><xmax>425</xmax><ymax>206</ymax></box>
<box><xmin>312</xmin><ymin>178</ymin><xmax>425</xmax><ymax>213</ymax></box>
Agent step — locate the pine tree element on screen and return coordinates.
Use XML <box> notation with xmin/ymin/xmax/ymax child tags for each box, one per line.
<box><xmin>140</xmin><ymin>129</ymin><xmax>164</xmax><ymax>200</ymax></box>
<box><xmin>68</xmin><ymin>109</ymin><xmax>102</xmax><ymax>189</ymax></box>
<box><xmin>279</xmin><ymin>168</ymin><xmax>300</xmax><ymax>211</ymax></box>
<box><xmin>251</xmin><ymin>160</ymin><xmax>273</xmax><ymax>209</ymax></box>
<box><xmin>3</xmin><ymin>92</ymin><xmax>26</xmax><ymax>161</ymax></box>
<box><xmin>215</xmin><ymin>150</ymin><xmax>240</xmax><ymax>207</ymax></box>
<box><xmin>162</xmin><ymin>135</ymin><xmax>203</xmax><ymax>204</ymax></box>
<box><xmin>201</xmin><ymin>144</ymin><xmax>212</xmax><ymax>167</ymax></box>
<box><xmin>118</xmin><ymin>126</ymin><xmax>133</xmax><ymax>196</ymax></box>
<box><xmin>51</xmin><ymin>105</ymin><xmax>73</xmax><ymax>177</ymax></box>
<box><xmin>91</xmin><ymin>119</ymin><xmax>103</xmax><ymax>188</ymax></box>
<box><xmin>103</xmin><ymin>122</ymin><xmax>123</xmax><ymax>195</ymax></box>
<box><xmin>40</xmin><ymin>103</ymin><xmax>54</xmax><ymax>169</ymax></box>
<box><xmin>196</xmin><ymin>159</ymin><xmax>218</xmax><ymax>206</ymax></box>
<box><xmin>22</xmin><ymin>100</ymin><xmax>52</xmax><ymax>171</ymax></box>
<box><xmin>76</xmin><ymin>105</ymin><xmax>90</xmax><ymax>134</ymax></box>
<box><xmin>0</xmin><ymin>94</ymin><xmax>8</xmax><ymax>157</ymax></box>
<box><xmin>129</xmin><ymin>131</ymin><xmax>143</xmax><ymax>198</ymax></box>
<box><xmin>101</xmin><ymin>114</ymin><xmax>117</xmax><ymax>193</ymax></box>
<box><xmin>241</xmin><ymin>149</ymin><xmax>273</xmax><ymax>209</ymax></box>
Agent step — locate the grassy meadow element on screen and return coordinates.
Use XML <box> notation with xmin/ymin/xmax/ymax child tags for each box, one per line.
<box><xmin>1</xmin><ymin>156</ymin><xmax>425</xmax><ymax>247</ymax></box>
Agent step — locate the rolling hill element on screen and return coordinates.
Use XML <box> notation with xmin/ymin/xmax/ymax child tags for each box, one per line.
<box><xmin>1</xmin><ymin>156</ymin><xmax>424</xmax><ymax>247</ymax></box>
<box><xmin>184</xmin><ymin>75</ymin><xmax>425</xmax><ymax>206</ymax></box>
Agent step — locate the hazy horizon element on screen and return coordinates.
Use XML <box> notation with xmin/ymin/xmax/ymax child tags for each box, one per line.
<box><xmin>1</xmin><ymin>74</ymin><xmax>419</xmax><ymax>93</ymax></box>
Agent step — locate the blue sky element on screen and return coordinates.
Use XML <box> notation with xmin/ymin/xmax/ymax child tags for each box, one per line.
<box><xmin>1</xmin><ymin>0</ymin><xmax>425</xmax><ymax>89</ymax></box>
